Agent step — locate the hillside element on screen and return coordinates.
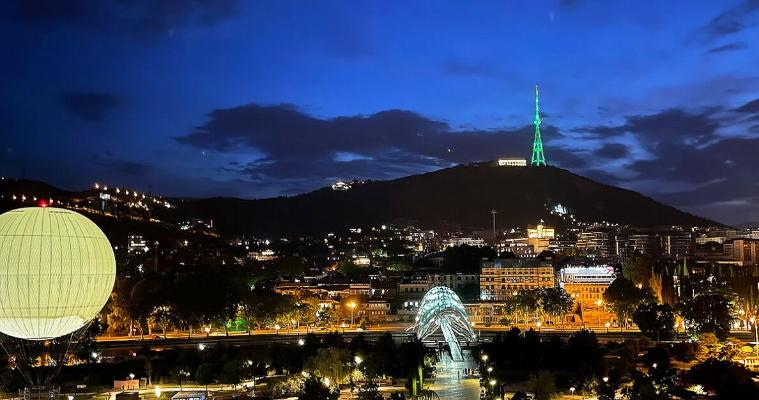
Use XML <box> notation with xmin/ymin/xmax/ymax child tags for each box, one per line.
<box><xmin>180</xmin><ymin>163</ymin><xmax>715</xmax><ymax>235</ymax></box>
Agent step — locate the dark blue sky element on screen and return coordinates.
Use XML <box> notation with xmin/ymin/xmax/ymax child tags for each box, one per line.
<box><xmin>1</xmin><ymin>1</ymin><xmax>759</xmax><ymax>225</ymax></box>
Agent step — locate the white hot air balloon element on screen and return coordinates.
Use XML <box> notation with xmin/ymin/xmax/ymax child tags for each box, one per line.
<box><xmin>0</xmin><ymin>206</ymin><xmax>116</xmax><ymax>386</ymax></box>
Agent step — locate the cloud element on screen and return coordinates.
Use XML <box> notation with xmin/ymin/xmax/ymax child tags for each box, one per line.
<box><xmin>576</xmin><ymin>106</ymin><xmax>759</xmax><ymax>222</ymax></box>
<box><xmin>176</xmin><ymin>103</ymin><xmax>580</xmax><ymax>191</ymax></box>
<box><xmin>735</xmin><ymin>97</ymin><xmax>759</xmax><ymax>113</ymax></box>
<box><xmin>5</xmin><ymin>0</ymin><xmax>239</xmax><ymax>38</ymax></box>
<box><xmin>443</xmin><ymin>59</ymin><xmax>508</xmax><ymax>80</ymax></box>
<box><xmin>690</xmin><ymin>1</ymin><xmax>759</xmax><ymax>43</ymax></box>
<box><xmin>586</xmin><ymin>108</ymin><xmax>720</xmax><ymax>150</ymax></box>
<box><xmin>595</xmin><ymin>143</ymin><xmax>629</xmax><ymax>159</ymax></box>
<box><xmin>92</xmin><ymin>155</ymin><xmax>152</xmax><ymax>177</ymax></box>
<box><xmin>60</xmin><ymin>91</ymin><xmax>127</xmax><ymax>122</ymax></box>
<box><xmin>707</xmin><ymin>42</ymin><xmax>748</xmax><ymax>53</ymax></box>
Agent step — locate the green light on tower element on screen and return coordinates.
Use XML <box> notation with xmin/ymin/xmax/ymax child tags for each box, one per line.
<box><xmin>531</xmin><ymin>84</ymin><xmax>546</xmax><ymax>166</ymax></box>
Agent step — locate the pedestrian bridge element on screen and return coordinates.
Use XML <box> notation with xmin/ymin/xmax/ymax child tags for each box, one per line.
<box><xmin>408</xmin><ymin>286</ymin><xmax>477</xmax><ymax>361</ymax></box>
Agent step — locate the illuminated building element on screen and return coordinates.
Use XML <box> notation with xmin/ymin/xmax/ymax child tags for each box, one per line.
<box><xmin>527</xmin><ymin>222</ymin><xmax>555</xmax><ymax>253</ymax></box>
<box><xmin>480</xmin><ymin>259</ymin><xmax>554</xmax><ymax>301</ymax></box>
<box><xmin>728</xmin><ymin>238</ymin><xmax>759</xmax><ymax>266</ymax></box>
<box><xmin>426</xmin><ymin>273</ymin><xmax>479</xmax><ymax>292</ymax></box>
<box><xmin>618</xmin><ymin>231</ymin><xmax>694</xmax><ymax>261</ymax></box>
<box><xmin>365</xmin><ymin>300</ymin><xmax>391</xmax><ymax>321</ymax></box>
<box><xmin>497</xmin><ymin>158</ymin><xmax>527</xmax><ymax>167</ymax></box>
<box><xmin>444</xmin><ymin>237</ymin><xmax>485</xmax><ymax>248</ymax></box>
<box><xmin>331</xmin><ymin>180</ymin><xmax>351</xmax><ymax>191</ymax></box>
<box><xmin>576</xmin><ymin>230</ymin><xmax>616</xmax><ymax>258</ymax></box>
<box><xmin>559</xmin><ymin>266</ymin><xmax>615</xmax><ymax>307</ymax></box>
<box><xmin>695</xmin><ymin>229</ymin><xmax>742</xmax><ymax>245</ymax></box>
<box><xmin>127</xmin><ymin>234</ymin><xmax>148</xmax><ymax>254</ymax></box>
<box><xmin>559</xmin><ymin>266</ymin><xmax>615</xmax><ymax>325</ymax></box>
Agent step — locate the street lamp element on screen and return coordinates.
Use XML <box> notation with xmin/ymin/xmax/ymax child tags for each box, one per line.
<box><xmin>569</xmin><ymin>387</ymin><xmax>575</xmax><ymax>397</ymax></box>
<box><xmin>354</xmin><ymin>355</ymin><xmax>363</xmax><ymax>365</ymax></box>
<box><xmin>204</xmin><ymin>326</ymin><xmax>211</xmax><ymax>338</ymax></box>
<box><xmin>536</xmin><ymin>321</ymin><xmax>541</xmax><ymax>332</ymax></box>
<box><xmin>348</xmin><ymin>301</ymin><xmax>357</xmax><ymax>326</ymax></box>
<box><xmin>602</xmin><ymin>376</ymin><xmax>609</xmax><ymax>383</ymax></box>
<box><xmin>274</xmin><ymin>324</ymin><xmax>281</xmax><ymax>334</ymax></box>
<box><xmin>481</xmin><ymin>354</ymin><xmax>488</xmax><ymax>362</ymax></box>
<box><xmin>154</xmin><ymin>386</ymin><xmax>161</xmax><ymax>399</ymax></box>
<box><xmin>487</xmin><ymin>367</ymin><xmax>493</xmax><ymax>373</ymax></box>
<box><xmin>129</xmin><ymin>373</ymin><xmax>135</xmax><ymax>380</ymax></box>
<box><xmin>604</xmin><ymin>322</ymin><xmax>610</xmax><ymax>334</ymax></box>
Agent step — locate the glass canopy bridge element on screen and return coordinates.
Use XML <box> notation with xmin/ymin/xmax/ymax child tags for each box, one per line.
<box><xmin>408</xmin><ymin>286</ymin><xmax>477</xmax><ymax>362</ymax></box>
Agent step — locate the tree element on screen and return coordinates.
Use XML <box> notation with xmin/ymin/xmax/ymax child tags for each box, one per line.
<box><xmin>632</xmin><ymin>302</ymin><xmax>675</xmax><ymax>341</ymax></box>
<box><xmin>566</xmin><ymin>330</ymin><xmax>603</xmax><ymax>381</ymax></box>
<box><xmin>397</xmin><ymin>339</ymin><xmax>428</xmax><ymax>396</ymax></box>
<box><xmin>688</xmin><ymin>359</ymin><xmax>759</xmax><ymax>400</ymax></box>
<box><xmin>305</xmin><ymin>348</ymin><xmax>350</xmax><ymax>385</ymax></box>
<box><xmin>195</xmin><ymin>364</ymin><xmax>214</xmax><ymax>394</ymax></box>
<box><xmin>220</xmin><ymin>359</ymin><xmax>243</xmax><ymax>389</ymax></box>
<box><xmin>149</xmin><ymin>305</ymin><xmax>174</xmax><ymax>338</ymax></box>
<box><xmin>628</xmin><ymin>373</ymin><xmax>670</xmax><ymax>400</ymax></box>
<box><xmin>527</xmin><ymin>371</ymin><xmax>557</xmax><ymax>400</ymax></box>
<box><xmin>538</xmin><ymin>287</ymin><xmax>573</xmax><ymax>329</ymax></box>
<box><xmin>623</xmin><ymin>252</ymin><xmax>655</xmax><ymax>287</ymax></box>
<box><xmin>441</xmin><ymin>244</ymin><xmax>496</xmax><ymax>274</ymax></box>
<box><xmin>603</xmin><ymin>277</ymin><xmax>651</xmax><ymax>327</ymax></box>
<box><xmin>677</xmin><ymin>293</ymin><xmax>735</xmax><ymax>339</ymax></box>
<box><xmin>315</xmin><ymin>307</ymin><xmax>338</xmax><ymax>327</ymax></box>
<box><xmin>299</xmin><ymin>375</ymin><xmax>339</xmax><ymax>400</ymax></box>
<box><xmin>695</xmin><ymin>333</ymin><xmax>742</xmax><ymax>361</ymax></box>
<box><xmin>505</xmin><ymin>290</ymin><xmax>540</xmax><ymax>324</ymax></box>
<box><xmin>356</xmin><ymin>378</ymin><xmax>383</xmax><ymax>400</ymax></box>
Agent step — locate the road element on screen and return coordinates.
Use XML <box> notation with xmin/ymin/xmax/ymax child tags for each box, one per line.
<box><xmin>95</xmin><ymin>323</ymin><xmax>759</xmax><ymax>354</ymax></box>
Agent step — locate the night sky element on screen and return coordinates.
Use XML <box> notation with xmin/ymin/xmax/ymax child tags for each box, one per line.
<box><xmin>1</xmin><ymin>1</ymin><xmax>758</xmax><ymax>225</ymax></box>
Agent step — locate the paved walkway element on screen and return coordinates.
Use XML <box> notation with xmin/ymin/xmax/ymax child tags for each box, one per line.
<box><xmin>428</xmin><ymin>350</ymin><xmax>480</xmax><ymax>400</ymax></box>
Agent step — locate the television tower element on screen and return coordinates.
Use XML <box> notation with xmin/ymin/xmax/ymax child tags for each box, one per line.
<box><xmin>531</xmin><ymin>84</ymin><xmax>546</xmax><ymax>166</ymax></box>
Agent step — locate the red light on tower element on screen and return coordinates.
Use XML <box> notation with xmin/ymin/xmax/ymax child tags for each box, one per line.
<box><xmin>37</xmin><ymin>199</ymin><xmax>48</xmax><ymax>208</ymax></box>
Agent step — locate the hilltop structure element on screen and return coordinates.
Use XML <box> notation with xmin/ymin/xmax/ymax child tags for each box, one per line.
<box><xmin>531</xmin><ymin>84</ymin><xmax>546</xmax><ymax>166</ymax></box>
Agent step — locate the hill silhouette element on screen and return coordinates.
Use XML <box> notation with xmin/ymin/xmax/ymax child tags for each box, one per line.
<box><xmin>180</xmin><ymin>163</ymin><xmax>715</xmax><ymax>235</ymax></box>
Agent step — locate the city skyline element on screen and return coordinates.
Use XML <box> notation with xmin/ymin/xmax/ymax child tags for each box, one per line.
<box><xmin>1</xmin><ymin>1</ymin><xmax>759</xmax><ymax>226</ymax></box>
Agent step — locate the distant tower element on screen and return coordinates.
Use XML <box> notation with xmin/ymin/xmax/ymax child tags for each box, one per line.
<box><xmin>530</xmin><ymin>85</ymin><xmax>546</xmax><ymax>166</ymax></box>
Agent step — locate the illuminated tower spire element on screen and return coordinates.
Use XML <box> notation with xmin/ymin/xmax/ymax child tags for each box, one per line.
<box><xmin>531</xmin><ymin>84</ymin><xmax>546</xmax><ymax>166</ymax></box>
